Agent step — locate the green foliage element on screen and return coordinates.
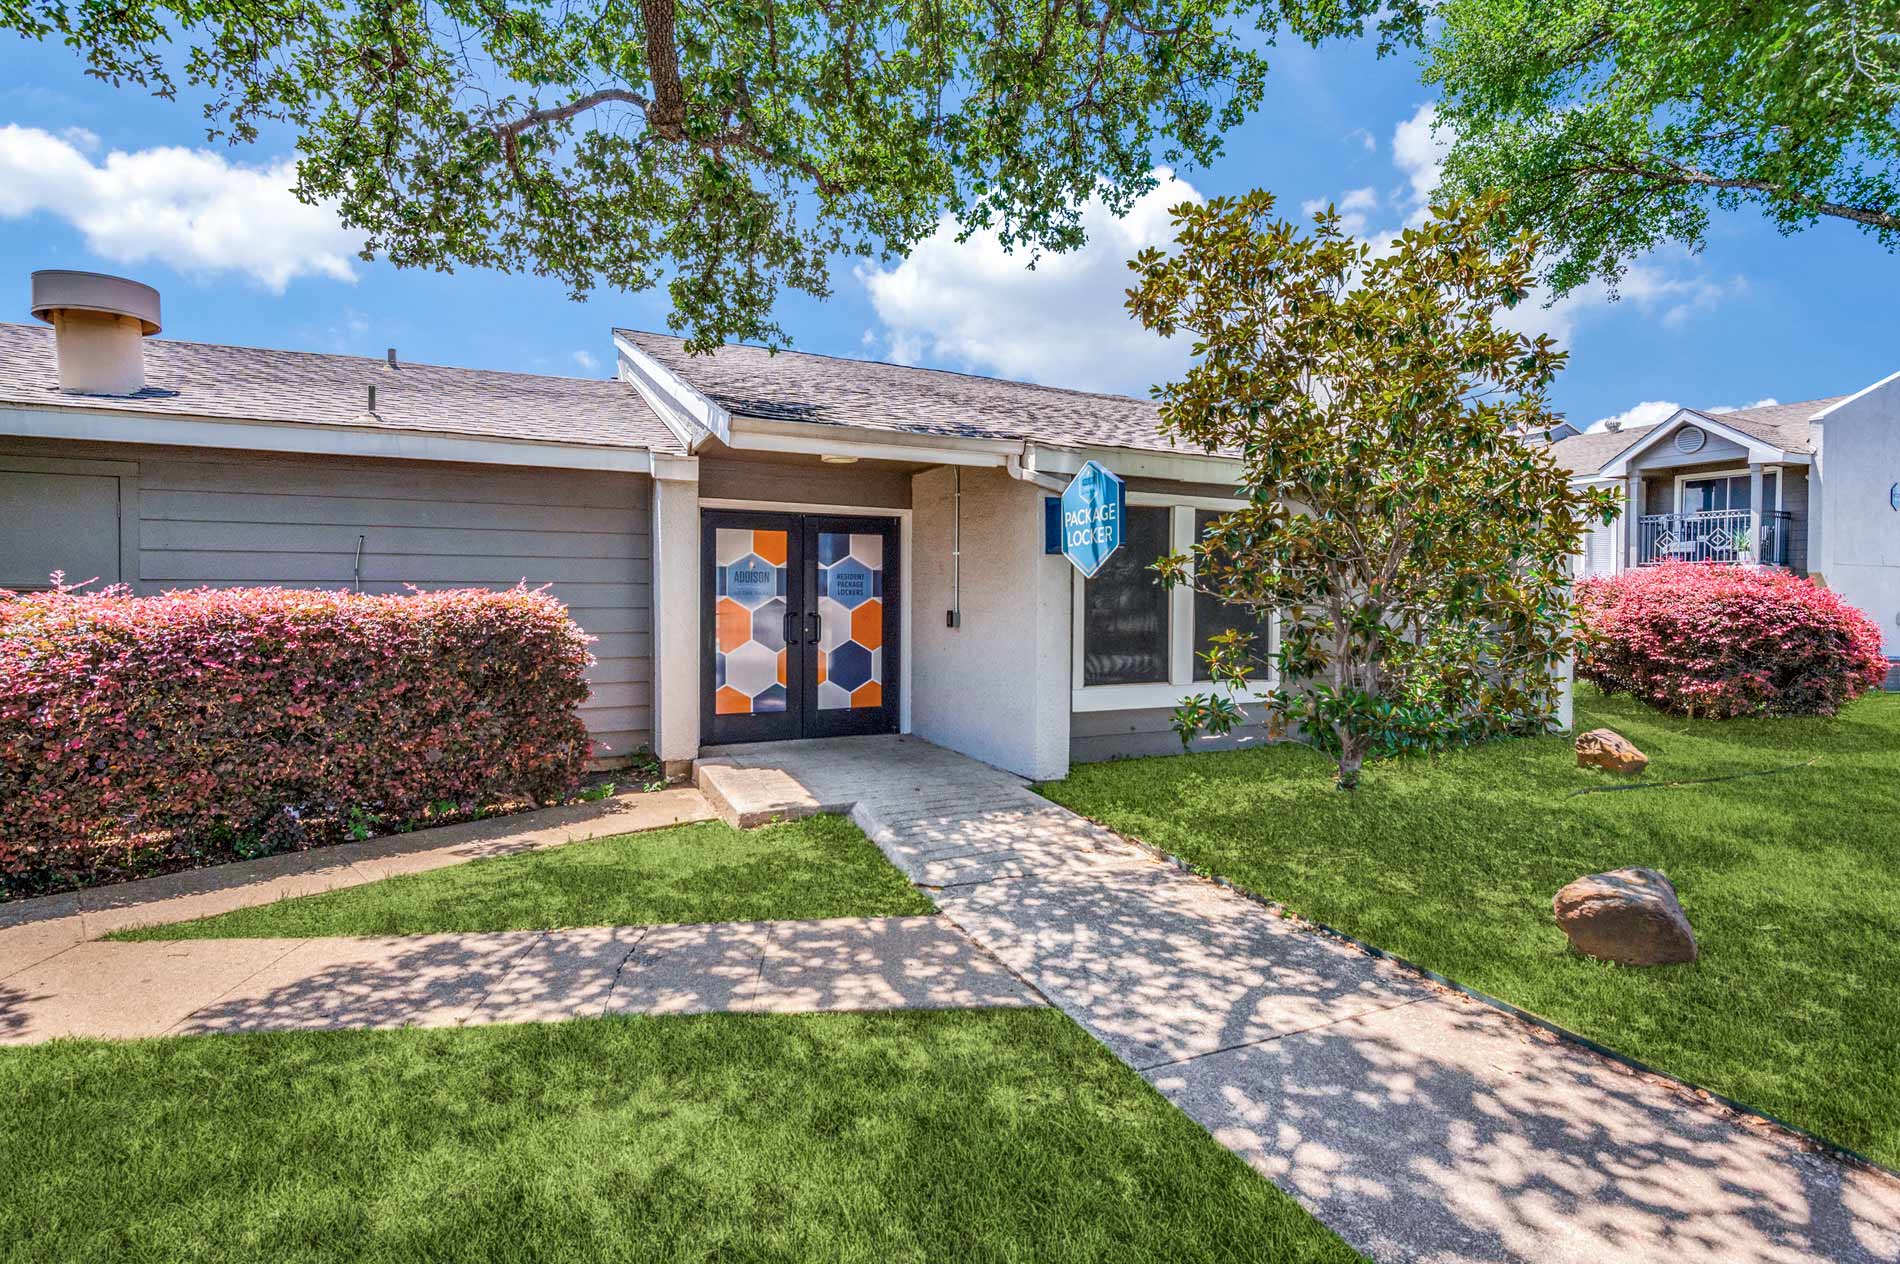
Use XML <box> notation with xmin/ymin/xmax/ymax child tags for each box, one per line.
<box><xmin>1125</xmin><ymin>191</ymin><xmax>1618</xmax><ymax>787</ymax></box>
<box><xmin>0</xmin><ymin>1011</ymin><xmax>1361</xmax><ymax>1263</ymax></box>
<box><xmin>112</xmin><ymin>814</ymin><xmax>933</xmax><ymax>938</ymax></box>
<box><xmin>1040</xmin><ymin>686</ymin><xmax>1900</xmax><ymax>1168</ymax></box>
<box><xmin>6</xmin><ymin>0</ymin><xmax>1416</xmax><ymax>350</ymax></box>
<box><xmin>1425</xmin><ymin>0</ymin><xmax>1900</xmax><ymax>296</ymax></box>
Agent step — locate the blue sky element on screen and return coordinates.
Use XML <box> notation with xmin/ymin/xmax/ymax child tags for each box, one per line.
<box><xmin>2</xmin><ymin>33</ymin><xmax>1895</xmax><ymax>432</ymax></box>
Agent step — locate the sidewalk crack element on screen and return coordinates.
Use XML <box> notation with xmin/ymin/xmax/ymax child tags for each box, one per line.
<box><xmin>1134</xmin><ymin>996</ymin><xmax>1436</xmax><ymax>1073</ymax></box>
<box><xmin>459</xmin><ymin>931</ymin><xmax>551</xmax><ymax>1026</ymax></box>
<box><xmin>161</xmin><ymin>939</ymin><xmax>312</xmax><ymax>1037</ymax></box>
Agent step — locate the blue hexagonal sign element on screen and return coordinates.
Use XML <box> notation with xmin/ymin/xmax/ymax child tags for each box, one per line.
<box><xmin>1059</xmin><ymin>460</ymin><xmax>1125</xmax><ymax>578</ymax></box>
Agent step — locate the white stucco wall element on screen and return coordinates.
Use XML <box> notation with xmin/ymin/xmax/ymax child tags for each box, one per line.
<box><xmin>908</xmin><ymin>465</ymin><xmax>1072</xmax><ymax>780</ymax></box>
<box><xmin>649</xmin><ymin>471</ymin><xmax>702</xmax><ymax>766</ymax></box>
<box><xmin>1813</xmin><ymin>371</ymin><xmax>1900</xmax><ymax>655</ymax></box>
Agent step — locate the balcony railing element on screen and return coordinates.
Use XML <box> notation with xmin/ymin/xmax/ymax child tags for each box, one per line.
<box><xmin>1637</xmin><ymin>509</ymin><xmax>1791</xmax><ymax>567</ymax></box>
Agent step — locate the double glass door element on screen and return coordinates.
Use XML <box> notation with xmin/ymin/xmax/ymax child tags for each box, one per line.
<box><xmin>702</xmin><ymin>510</ymin><xmax>900</xmax><ymax>745</ymax></box>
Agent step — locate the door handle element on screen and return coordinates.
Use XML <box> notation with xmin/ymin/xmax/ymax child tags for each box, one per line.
<box><xmin>782</xmin><ymin>610</ymin><xmax>802</xmax><ymax>646</ymax></box>
<box><xmin>806</xmin><ymin>611</ymin><xmax>821</xmax><ymax>644</ymax></box>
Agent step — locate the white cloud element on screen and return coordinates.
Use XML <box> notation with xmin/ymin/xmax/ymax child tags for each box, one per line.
<box><xmin>1583</xmin><ymin>395</ymin><xmax>1779</xmax><ymax>434</ymax></box>
<box><xmin>1707</xmin><ymin>397</ymin><xmax>1778</xmax><ymax>414</ymax></box>
<box><xmin>571</xmin><ymin>349</ymin><xmax>600</xmax><ymax>373</ymax></box>
<box><xmin>1390</xmin><ymin>103</ymin><xmax>1448</xmax><ymax>221</ymax></box>
<box><xmin>1618</xmin><ymin>258</ymin><xmax>1746</xmax><ymax>327</ymax></box>
<box><xmin>858</xmin><ymin>170</ymin><xmax>1201</xmax><ymax>394</ymax></box>
<box><xmin>1301</xmin><ymin>185</ymin><xmax>1381</xmax><ymax>236</ymax></box>
<box><xmin>0</xmin><ymin>124</ymin><xmax>361</xmax><ymax>291</ymax></box>
<box><xmin>1586</xmin><ymin>400</ymin><xmax>1682</xmax><ymax>433</ymax></box>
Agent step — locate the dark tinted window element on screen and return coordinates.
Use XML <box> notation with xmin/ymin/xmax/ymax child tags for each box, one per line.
<box><xmin>1193</xmin><ymin>510</ymin><xmax>1272</xmax><ymax>682</ymax></box>
<box><xmin>1083</xmin><ymin>506</ymin><xmax>1171</xmax><ymax>686</ymax></box>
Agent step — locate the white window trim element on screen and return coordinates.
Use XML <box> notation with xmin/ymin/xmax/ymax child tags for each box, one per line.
<box><xmin>1070</xmin><ymin>492</ymin><xmax>1278</xmax><ymax>713</ymax></box>
<box><xmin>1671</xmin><ymin>466</ymin><xmax>1778</xmax><ymax>515</ymax></box>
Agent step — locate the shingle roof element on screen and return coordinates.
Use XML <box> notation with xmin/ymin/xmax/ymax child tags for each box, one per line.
<box><xmin>0</xmin><ymin>322</ymin><xmax>684</xmax><ymax>454</ymax></box>
<box><xmin>1686</xmin><ymin>397</ymin><xmax>1843</xmax><ymax>454</ymax></box>
<box><xmin>618</xmin><ymin>330</ymin><xmax>1189</xmax><ymax>455</ymax></box>
<box><xmin>1546</xmin><ymin>395</ymin><xmax>1846</xmax><ymax>476</ymax></box>
<box><xmin>1546</xmin><ymin>423</ymin><xmax>1659</xmax><ymax>475</ymax></box>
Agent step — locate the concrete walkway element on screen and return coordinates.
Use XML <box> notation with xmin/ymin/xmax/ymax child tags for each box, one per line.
<box><xmin>0</xmin><ymin>916</ymin><xmax>1040</xmax><ymax>1043</ymax></box>
<box><xmin>0</xmin><ymin>786</ymin><xmax>716</xmax><ymax>981</ymax></box>
<box><xmin>696</xmin><ymin>735</ymin><xmax>1900</xmax><ymax>1264</ymax></box>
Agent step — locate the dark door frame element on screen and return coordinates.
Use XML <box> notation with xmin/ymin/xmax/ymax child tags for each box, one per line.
<box><xmin>701</xmin><ymin>509</ymin><xmax>901</xmax><ymax>746</ymax></box>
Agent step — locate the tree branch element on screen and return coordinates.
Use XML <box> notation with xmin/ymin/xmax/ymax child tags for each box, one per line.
<box><xmin>1583</xmin><ymin>153</ymin><xmax>1900</xmax><ymax>232</ymax></box>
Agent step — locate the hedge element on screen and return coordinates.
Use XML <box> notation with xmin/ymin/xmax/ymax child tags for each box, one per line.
<box><xmin>1</xmin><ymin>583</ymin><xmax>593</xmax><ymax>897</ymax></box>
<box><xmin>1576</xmin><ymin>562</ymin><xmax>1888</xmax><ymax>718</ymax></box>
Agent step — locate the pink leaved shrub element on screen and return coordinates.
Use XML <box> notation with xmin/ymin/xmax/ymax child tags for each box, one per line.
<box><xmin>0</xmin><ymin>584</ymin><xmax>593</xmax><ymax>897</ymax></box>
<box><xmin>1576</xmin><ymin>562</ymin><xmax>1887</xmax><ymax>718</ymax></box>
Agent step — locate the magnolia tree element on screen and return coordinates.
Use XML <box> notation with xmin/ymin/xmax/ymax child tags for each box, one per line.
<box><xmin>1125</xmin><ymin>192</ymin><xmax>1618</xmax><ymax>788</ymax></box>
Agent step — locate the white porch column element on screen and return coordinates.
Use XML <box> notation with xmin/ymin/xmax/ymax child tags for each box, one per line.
<box><xmin>649</xmin><ymin>455</ymin><xmax>701</xmax><ymax>772</ymax></box>
<box><xmin>1748</xmin><ymin>462</ymin><xmax>1765</xmax><ymax>565</ymax></box>
<box><xmin>1625</xmin><ymin>473</ymin><xmax>1644</xmax><ymax>569</ymax></box>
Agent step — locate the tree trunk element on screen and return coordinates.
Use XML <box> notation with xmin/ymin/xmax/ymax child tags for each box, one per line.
<box><xmin>1334</xmin><ymin>727</ymin><xmax>1368</xmax><ymax>790</ymax></box>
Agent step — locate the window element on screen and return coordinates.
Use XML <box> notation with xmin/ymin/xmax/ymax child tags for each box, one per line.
<box><xmin>1072</xmin><ymin>498</ymin><xmax>1278</xmax><ymax>709</ymax></box>
<box><xmin>1681</xmin><ymin>472</ymin><xmax>1777</xmax><ymax>514</ymax></box>
<box><xmin>1082</xmin><ymin>505</ymin><xmax>1171</xmax><ymax>686</ymax></box>
<box><xmin>1192</xmin><ymin>510</ymin><xmax>1273</xmax><ymax>681</ymax></box>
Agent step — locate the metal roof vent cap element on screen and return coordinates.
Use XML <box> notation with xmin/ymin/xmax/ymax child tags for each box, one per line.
<box><xmin>30</xmin><ymin>270</ymin><xmax>161</xmax><ymax>396</ymax></box>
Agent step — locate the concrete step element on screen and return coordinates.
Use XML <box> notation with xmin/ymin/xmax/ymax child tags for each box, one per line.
<box><xmin>693</xmin><ymin>755</ymin><xmax>853</xmax><ymax>828</ymax></box>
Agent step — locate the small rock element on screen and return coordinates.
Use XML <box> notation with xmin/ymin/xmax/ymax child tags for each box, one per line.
<box><xmin>1576</xmin><ymin>728</ymin><xmax>1647</xmax><ymax>774</ymax></box>
<box><xmin>1553</xmin><ymin>868</ymin><xmax>1697</xmax><ymax>966</ymax></box>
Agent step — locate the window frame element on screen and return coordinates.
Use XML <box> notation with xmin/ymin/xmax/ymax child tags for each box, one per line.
<box><xmin>1070</xmin><ymin>492</ymin><xmax>1277</xmax><ymax>713</ymax></box>
<box><xmin>1673</xmin><ymin>466</ymin><xmax>1777</xmax><ymax>516</ymax></box>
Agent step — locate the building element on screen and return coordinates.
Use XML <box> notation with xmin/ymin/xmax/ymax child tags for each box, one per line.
<box><xmin>0</xmin><ymin>271</ymin><xmax>1274</xmax><ymax>783</ymax></box>
<box><xmin>1551</xmin><ymin>379</ymin><xmax>1900</xmax><ymax>664</ymax></box>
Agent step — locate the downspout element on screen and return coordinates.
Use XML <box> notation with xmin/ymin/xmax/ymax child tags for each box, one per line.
<box><xmin>946</xmin><ymin>466</ymin><xmax>962</xmax><ymax>628</ymax></box>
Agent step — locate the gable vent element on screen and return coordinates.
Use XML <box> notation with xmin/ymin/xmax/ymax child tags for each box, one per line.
<box><xmin>1674</xmin><ymin>425</ymin><xmax>1707</xmax><ymax>455</ymax></box>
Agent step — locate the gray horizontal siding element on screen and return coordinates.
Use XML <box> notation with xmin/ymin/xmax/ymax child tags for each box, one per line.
<box><xmin>1071</xmin><ymin>705</ymin><xmax>1276</xmax><ymax>764</ymax></box>
<box><xmin>0</xmin><ymin>436</ymin><xmax>654</xmax><ymax>764</ymax></box>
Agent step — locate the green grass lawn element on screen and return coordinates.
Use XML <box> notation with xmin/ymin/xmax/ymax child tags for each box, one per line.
<box><xmin>1039</xmin><ymin>685</ymin><xmax>1900</xmax><ymax>1169</ymax></box>
<box><xmin>0</xmin><ymin>1009</ymin><xmax>1359</xmax><ymax>1264</ymax></box>
<box><xmin>116</xmin><ymin>815</ymin><xmax>933</xmax><ymax>940</ymax></box>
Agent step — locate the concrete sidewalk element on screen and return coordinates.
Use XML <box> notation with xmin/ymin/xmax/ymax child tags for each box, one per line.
<box><xmin>696</xmin><ymin>735</ymin><xmax>1900</xmax><ymax>1264</ymax></box>
<box><xmin>0</xmin><ymin>916</ymin><xmax>1041</xmax><ymax>1043</ymax></box>
<box><xmin>0</xmin><ymin>786</ymin><xmax>716</xmax><ymax>981</ymax></box>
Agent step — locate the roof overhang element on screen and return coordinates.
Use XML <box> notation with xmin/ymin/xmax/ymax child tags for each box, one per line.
<box><xmin>1600</xmin><ymin>408</ymin><xmax>1804</xmax><ymax>477</ymax></box>
<box><xmin>0</xmin><ymin>401</ymin><xmax>667</xmax><ymax>474</ymax></box>
<box><xmin>720</xmin><ymin>413</ymin><xmax>1244</xmax><ymax>490</ymax></box>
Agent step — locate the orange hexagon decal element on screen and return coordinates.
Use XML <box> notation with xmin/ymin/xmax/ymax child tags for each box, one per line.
<box><xmin>776</xmin><ymin>647</ymin><xmax>787</xmax><ymax>686</ymax></box>
<box><xmin>816</xmin><ymin>653</ymin><xmax>826</xmax><ymax>685</ymax></box>
<box><xmin>850</xmin><ymin>599</ymin><xmax>882</xmax><ymax>650</ymax></box>
<box><xmin>850</xmin><ymin>681</ymin><xmax>882</xmax><ymax>709</ymax></box>
<box><xmin>716</xmin><ymin>598</ymin><xmax>752</xmax><ymax>653</ymax></box>
<box><xmin>751</xmin><ymin>530</ymin><xmax>788</xmax><ymax>567</ymax></box>
<box><xmin>715</xmin><ymin>686</ymin><xmax>752</xmax><ymax>715</ymax></box>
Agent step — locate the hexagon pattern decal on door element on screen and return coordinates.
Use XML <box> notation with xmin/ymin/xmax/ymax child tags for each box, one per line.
<box><xmin>816</xmin><ymin>532</ymin><xmax>883</xmax><ymax>710</ymax></box>
<box><xmin>714</xmin><ymin>528</ymin><xmax>789</xmax><ymax>715</ymax></box>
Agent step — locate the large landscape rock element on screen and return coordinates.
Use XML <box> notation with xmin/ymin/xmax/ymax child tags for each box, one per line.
<box><xmin>1553</xmin><ymin>868</ymin><xmax>1697</xmax><ymax>966</ymax></box>
<box><xmin>1576</xmin><ymin>728</ymin><xmax>1648</xmax><ymax>774</ymax></box>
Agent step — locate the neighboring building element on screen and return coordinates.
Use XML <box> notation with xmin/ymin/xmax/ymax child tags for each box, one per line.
<box><xmin>0</xmin><ymin>271</ymin><xmax>1273</xmax><ymax>783</ymax></box>
<box><xmin>1550</xmin><ymin>376</ymin><xmax>1900</xmax><ymax>662</ymax></box>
